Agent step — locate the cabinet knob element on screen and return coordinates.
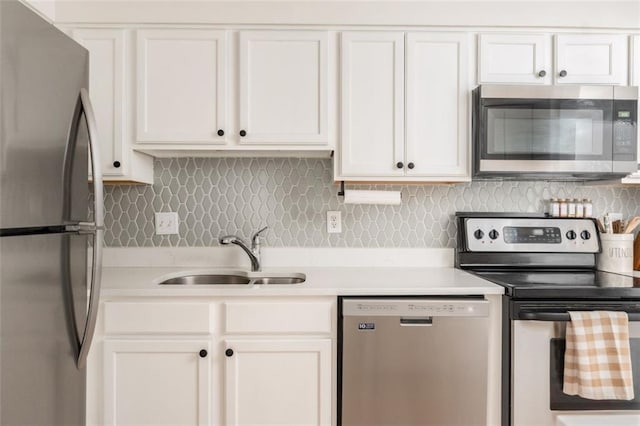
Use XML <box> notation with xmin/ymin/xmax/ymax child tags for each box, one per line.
<box><xmin>538</xmin><ymin>70</ymin><xmax>547</xmax><ymax>77</ymax></box>
<box><xmin>396</xmin><ymin>162</ymin><xmax>404</xmax><ymax>169</ymax></box>
<box><xmin>113</xmin><ymin>161</ymin><xmax>121</xmax><ymax>168</ymax></box>
<box><xmin>217</xmin><ymin>129</ymin><xmax>224</xmax><ymax>137</ymax></box>
<box><xmin>239</xmin><ymin>130</ymin><xmax>247</xmax><ymax>137</ymax></box>
<box><xmin>225</xmin><ymin>348</ymin><xmax>234</xmax><ymax>357</ymax></box>
<box><xmin>559</xmin><ymin>70</ymin><xmax>567</xmax><ymax>77</ymax></box>
<box><xmin>199</xmin><ymin>349</ymin><xmax>208</xmax><ymax>358</ymax></box>
<box><xmin>407</xmin><ymin>162</ymin><xmax>415</xmax><ymax>170</ymax></box>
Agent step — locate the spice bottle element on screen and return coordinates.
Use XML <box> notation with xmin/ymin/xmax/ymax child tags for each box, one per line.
<box><xmin>550</xmin><ymin>198</ymin><xmax>560</xmax><ymax>217</ymax></box>
<box><xmin>559</xmin><ymin>198</ymin><xmax>568</xmax><ymax>217</ymax></box>
<box><xmin>567</xmin><ymin>199</ymin><xmax>577</xmax><ymax>218</ymax></box>
<box><xmin>575</xmin><ymin>198</ymin><xmax>584</xmax><ymax>218</ymax></box>
<box><xmin>583</xmin><ymin>199</ymin><xmax>593</xmax><ymax>218</ymax></box>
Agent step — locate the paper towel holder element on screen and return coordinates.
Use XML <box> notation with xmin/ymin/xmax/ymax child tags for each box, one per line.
<box><xmin>337</xmin><ymin>181</ymin><xmax>345</xmax><ymax>197</ymax></box>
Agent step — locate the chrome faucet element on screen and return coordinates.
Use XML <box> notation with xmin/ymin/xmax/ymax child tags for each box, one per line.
<box><xmin>219</xmin><ymin>227</ymin><xmax>268</xmax><ymax>272</ymax></box>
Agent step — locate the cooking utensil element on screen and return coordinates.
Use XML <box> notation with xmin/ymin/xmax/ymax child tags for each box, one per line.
<box><xmin>612</xmin><ymin>220</ymin><xmax>623</xmax><ymax>234</ymax></box>
<box><xmin>624</xmin><ymin>216</ymin><xmax>640</xmax><ymax>234</ymax></box>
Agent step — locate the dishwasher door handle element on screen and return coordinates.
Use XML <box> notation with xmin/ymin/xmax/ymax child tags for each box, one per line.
<box><xmin>400</xmin><ymin>317</ymin><xmax>433</xmax><ymax>326</ymax></box>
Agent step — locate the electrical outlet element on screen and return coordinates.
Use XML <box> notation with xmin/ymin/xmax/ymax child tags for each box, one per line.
<box><xmin>327</xmin><ymin>211</ymin><xmax>342</xmax><ymax>234</ymax></box>
<box><xmin>155</xmin><ymin>212</ymin><xmax>179</xmax><ymax>235</ymax></box>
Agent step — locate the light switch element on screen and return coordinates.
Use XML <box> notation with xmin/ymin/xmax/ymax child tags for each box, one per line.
<box><xmin>155</xmin><ymin>212</ymin><xmax>179</xmax><ymax>235</ymax></box>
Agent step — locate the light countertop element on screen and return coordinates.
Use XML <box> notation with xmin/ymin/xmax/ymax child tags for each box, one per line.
<box><xmin>100</xmin><ymin>265</ymin><xmax>504</xmax><ymax>298</ymax></box>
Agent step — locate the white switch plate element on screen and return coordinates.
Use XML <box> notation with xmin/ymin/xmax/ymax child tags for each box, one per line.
<box><xmin>155</xmin><ymin>212</ymin><xmax>179</xmax><ymax>235</ymax></box>
<box><xmin>327</xmin><ymin>211</ymin><xmax>342</xmax><ymax>233</ymax></box>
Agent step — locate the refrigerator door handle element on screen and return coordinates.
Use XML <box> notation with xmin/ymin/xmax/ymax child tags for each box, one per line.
<box><xmin>65</xmin><ymin>222</ymin><xmax>104</xmax><ymax>234</ymax></box>
<box><xmin>75</xmin><ymin>89</ymin><xmax>104</xmax><ymax>369</ymax></box>
<box><xmin>79</xmin><ymin>88</ymin><xmax>105</xmax><ymax>231</ymax></box>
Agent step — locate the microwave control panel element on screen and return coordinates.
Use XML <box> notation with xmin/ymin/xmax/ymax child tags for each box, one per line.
<box><xmin>613</xmin><ymin>100</ymin><xmax>637</xmax><ymax>158</ymax></box>
<box><xmin>464</xmin><ymin>218</ymin><xmax>599</xmax><ymax>253</ymax></box>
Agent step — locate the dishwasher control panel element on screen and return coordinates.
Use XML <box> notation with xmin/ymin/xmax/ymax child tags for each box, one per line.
<box><xmin>342</xmin><ymin>299</ymin><xmax>489</xmax><ymax>318</ymax></box>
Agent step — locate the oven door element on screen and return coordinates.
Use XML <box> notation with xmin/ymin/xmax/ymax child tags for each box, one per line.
<box><xmin>510</xmin><ymin>302</ymin><xmax>640</xmax><ymax>426</ymax></box>
<box><xmin>473</xmin><ymin>86</ymin><xmax>638</xmax><ymax>179</ymax></box>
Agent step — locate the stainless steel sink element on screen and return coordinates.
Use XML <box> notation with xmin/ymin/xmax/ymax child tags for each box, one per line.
<box><xmin>158</xmin><ymin>271</ymin><xmax>306</xmax><ymax>286</ymax></box>
<box><xmin>250</xmin><ymin>273</ymin><xmax>306</xmax><ymax>285</ymax></box>
<box><xmin>159</xmin><ymin>274</ymin><xmax>251</xmax><ymax>285</ymax></box>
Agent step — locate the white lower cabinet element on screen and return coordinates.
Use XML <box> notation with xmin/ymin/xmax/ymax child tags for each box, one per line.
<box><xmin>224</xmin><ymin>339</ymin><xmax>332</xmax><ymax>426</ymax></box>
<box><xmin>103</xmin><ymin>339</ymin><xmax>212</xmax><ymax>426</ymax></box>
<box><xmin>93</xmin><ymin>298</ymin><xmax>335</xmax><ymax>426</ymax></box>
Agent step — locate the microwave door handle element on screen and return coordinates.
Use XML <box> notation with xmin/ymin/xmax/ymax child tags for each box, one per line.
<box><xmin>76</xmin><ymin>89</ymin><xmax>104</xmax><ymax>369</ymax></box>
<box><xmin>519</xmin><ymin>311</ymin><xmax>640</xmax><ymax>321</ymax></box>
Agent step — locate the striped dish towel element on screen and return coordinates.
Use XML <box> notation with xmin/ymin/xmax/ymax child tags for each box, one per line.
<box><xmin>563</xmin><ymin>311</ymin><xmax>634</xmax><ymax>400</ymax></box>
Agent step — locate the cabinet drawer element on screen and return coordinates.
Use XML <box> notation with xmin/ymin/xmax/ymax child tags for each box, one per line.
<box><xmin>224</xmin><ymin>301</ymin><xmax>333</xmax><ymax>335</ymax></box>
<box><xmin>104</xmin><ymin>302</ymin><xmax>211</xmax><ymax>334</ymax></box>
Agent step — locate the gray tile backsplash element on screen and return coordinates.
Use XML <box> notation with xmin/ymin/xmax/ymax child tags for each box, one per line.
<box><xmin>103</xmin><ymin>158</ymin><xmax>640</xmax><ymax>248</ymax></box>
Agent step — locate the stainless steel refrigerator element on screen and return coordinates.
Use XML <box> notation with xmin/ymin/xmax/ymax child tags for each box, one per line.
<box><xmin>0</xmin><ymin>1</ymin><xmax>104</xmax><ymax>424</ymax></box>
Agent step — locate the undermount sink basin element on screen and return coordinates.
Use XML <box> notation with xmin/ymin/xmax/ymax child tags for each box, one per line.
<box><xmin>158</xmin><ymin>271</ymin><xmax>306</xmax><ymax>286</ymax></box>
<box><xmin>250</xmin><ymin>275</ymin><xmax>306</xmax><ymax>285</ymax></box>
<box><xmin>160</xmin><ymin>274</ymin><xmax>251</xmax><ymax>285</ymax></box>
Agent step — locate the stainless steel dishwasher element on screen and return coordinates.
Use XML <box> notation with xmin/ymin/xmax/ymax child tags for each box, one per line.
<box><xmin>340</xmin><ymin>297</ymin><xmax>490</xmax><ymax>426</ymax></box>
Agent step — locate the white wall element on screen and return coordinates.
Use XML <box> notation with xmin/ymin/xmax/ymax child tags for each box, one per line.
<box><xmin>21</xmin><ymin>0</ymin><xmax>55</xmax><ymax>22</ymax></box>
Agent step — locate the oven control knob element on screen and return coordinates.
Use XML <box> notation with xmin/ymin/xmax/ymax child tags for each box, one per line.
<box><xmin>580</xmin><ymin>230</ymin><xmax>591</xmax><ymax>240</ymax></box>
<box><xmin>473</xmin><ymin>229</ymin><xmax>484</xmax><ymax>240</ymax></box>
<box><xmin>566</xmin><ymin>230</ymin><xmax>577</xmax><ymax>240</ymax></box>
<box><xmin>488</xmin><ymin>229</ymin><xmax>499</xmax><ymax>240</ymax></box>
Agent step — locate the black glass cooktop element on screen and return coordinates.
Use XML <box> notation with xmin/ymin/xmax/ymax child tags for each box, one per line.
<box><xmin>471</xmin><ymin>270</ymin><xmax>640</xmax><ymax>300</ymax></box>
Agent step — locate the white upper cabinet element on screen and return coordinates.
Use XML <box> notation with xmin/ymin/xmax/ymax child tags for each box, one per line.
<box><xmin>136</xmin><ymin>29</ymin><xmax>227</xmax><ymax>144</ymax></box>
<box><xmin>555</xmin><ymin>34</ymin><xmax>628</xmax><ymax>85</ymax></box>
<box><xmin>338</xmin><ymin>31</ymin><xmax>469</xmax><ymax>181</ymax></box>
<box><xmin>72</xmin><ymin>28</ymin><xmax>153</xmax><ymax>184</ymax></box>
<box><xmin>478</xmin><ymin>33</ymin><xmax>551</xmax><ymax>84</ymax></box>
<box><xmin>631</xmin><ymin>35</ymin><xmax>640</xmax><ymax>166</ymax></box>
<box><xmin>406</xmin><ymin>32</ymin><xmax>469</xmax><ymax>178</ymax></box>
<box><xmin>478</xmin><ymin>33</ymin><xmax>628</xmax><ymax>86</ymax></box>
<box><xmin>340</xmin><ymin>32</ymin><xmax>405</xmax><ymax>178</ymax></box>
<box><xmin>238</xmin><ymin>31</ymin><xmax>329</xmax><ymax>145</ymax></box>
<box><xmin>133</xmin><ymin>29</ymin><xmax>334</xmax><ymax>153</ymax></box>
<box><xmin>632</xmin><ymin>35</ymin><xmax>640</xmax><ymax>87</ymax></box>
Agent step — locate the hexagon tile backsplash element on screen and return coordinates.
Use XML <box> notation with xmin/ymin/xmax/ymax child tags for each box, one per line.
<box><xmin>102</xmin><ymin>158</ymin><xmax>640</xmax><ymax>248</ymax></box>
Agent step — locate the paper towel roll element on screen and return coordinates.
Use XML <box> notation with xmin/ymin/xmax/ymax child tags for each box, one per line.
<box><xmin>343</xmin><ymin>190</ymin><xmax>401</xmax><ymax>205</ymax></box>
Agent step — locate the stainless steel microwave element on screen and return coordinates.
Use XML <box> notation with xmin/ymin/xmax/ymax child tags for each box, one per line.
<box><xmin>472</xmin><ymin>85</ymin><xmax>638</xmax><ymax>180</ymax></box>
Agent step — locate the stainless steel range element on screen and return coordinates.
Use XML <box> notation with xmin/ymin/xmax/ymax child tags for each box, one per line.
<box><xmin>455</xmin><ymin>212</ymin><xmax>640</xmax><ymax>426</ymax></box>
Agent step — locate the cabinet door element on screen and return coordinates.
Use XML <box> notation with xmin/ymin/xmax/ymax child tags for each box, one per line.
<box><xmin>224</xmin><ymin>339</ymin><xmax>332</xmax><ymax>426</ymax></box>
<box><xmin>103</xmin><ymin>340</ymin><xmax>211</xmax><ymax>426</ymax></box>
<box><xmin>406</xmin><ymin>32</ymin><xmax>469</xmax><ymax>179</ymax></box>
<box><xmin>632</xmin><ymin>35</ymin><xmax>640</xmax><ymax>87</ymax></box>
<box><xmin>136</xmin><ymin>29</ymin><xmax>227</xmax><ymax>143</ymax></box>
<box><xmin>555</xmin><ymin>34</ymin><xmax>628</xmax><ymax>85</ymax></box>
<box><xmin>478</xmin><ymin>33</ymin><xmax>551</xmax><ymax>84</ymax></box>
<box><xmin>73</xmin><ymin>29</ymin><xmax>126</xmax><ymax>177</ymax></box>
<box><xmin>632</xmin><ymin>35</ymin><xmax>640</xmax><ymax>165</ymax></box>
<box><xmin>340</xmin><ymin>32</ymin><xmax>405</xmax><ymax>177</ymax></box>
<box><xmin>239</xmin><ymin>31</ymin><xmax>328</xmax><ymax>145</ymax></box>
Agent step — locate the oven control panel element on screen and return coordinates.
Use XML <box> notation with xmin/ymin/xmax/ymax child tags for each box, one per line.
<box><xmin>464</xmin><ymin>218</ymin><xmax>599</xmax><ymax>253</ymax></box>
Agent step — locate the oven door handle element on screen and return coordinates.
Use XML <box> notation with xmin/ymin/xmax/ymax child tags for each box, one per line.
<box><xmin>519</xmin><ymin>311</ymin><xmax>640</xmax><ymax>321</ymax></box>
